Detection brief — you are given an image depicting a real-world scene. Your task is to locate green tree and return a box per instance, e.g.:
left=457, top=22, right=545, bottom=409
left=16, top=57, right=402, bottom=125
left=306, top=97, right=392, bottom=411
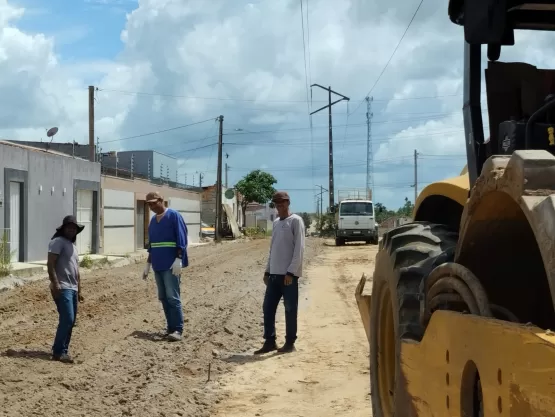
left=396, top=197, right=414, bottom=217
left=375, top=203, right=396, bottom=224
left=300, top=212, right=312, bottom=231
left=235, top=170, right=277, bottom=226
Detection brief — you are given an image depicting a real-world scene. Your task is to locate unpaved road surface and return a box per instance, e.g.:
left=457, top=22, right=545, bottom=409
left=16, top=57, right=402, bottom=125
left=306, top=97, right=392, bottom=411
left=213, top=241, right=377, bottom=417
left=0, top=239, right=321, bottom=417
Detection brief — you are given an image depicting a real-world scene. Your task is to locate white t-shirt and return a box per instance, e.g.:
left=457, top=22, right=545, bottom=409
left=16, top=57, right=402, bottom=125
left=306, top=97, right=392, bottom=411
left=265, top=214, right=305, bottom=277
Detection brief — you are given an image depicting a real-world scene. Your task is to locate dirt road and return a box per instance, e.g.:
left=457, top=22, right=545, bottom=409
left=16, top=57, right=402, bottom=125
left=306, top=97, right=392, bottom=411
left=213, top=241, right=377, bottom=417
left=0, top=239, right=321, bottom=417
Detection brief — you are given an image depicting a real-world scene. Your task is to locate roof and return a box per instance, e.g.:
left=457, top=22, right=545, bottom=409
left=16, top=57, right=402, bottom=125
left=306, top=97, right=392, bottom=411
left=0, top=139, right=89, bottom=160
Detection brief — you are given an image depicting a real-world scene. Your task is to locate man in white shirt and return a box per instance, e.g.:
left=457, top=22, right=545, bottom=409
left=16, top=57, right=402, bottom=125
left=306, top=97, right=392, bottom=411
left=255, top=191, right=305, bottom=354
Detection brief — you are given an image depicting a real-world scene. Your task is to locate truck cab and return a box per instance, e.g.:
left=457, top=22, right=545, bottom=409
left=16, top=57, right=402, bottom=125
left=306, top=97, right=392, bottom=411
left=335, top=199, right=378, bottom=246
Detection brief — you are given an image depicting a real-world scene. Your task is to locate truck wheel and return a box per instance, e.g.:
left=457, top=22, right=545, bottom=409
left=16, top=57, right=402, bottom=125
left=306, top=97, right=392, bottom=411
left=335, top=238, right=343, bottom=246
left=370, top=222, right=458, bottom=417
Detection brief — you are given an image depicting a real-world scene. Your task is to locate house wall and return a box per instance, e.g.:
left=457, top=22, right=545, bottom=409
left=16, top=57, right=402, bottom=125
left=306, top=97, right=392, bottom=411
left=0, top=142, right=100, bottom=262
left=201, top=186, right=242, bottom=227
left=102, top=151, right=179, bottom=182
left=101, top=175, right=202, bottom=251
left=102, top=189, right=135, bottom=254
left=152, top=152, right=178, bottom=182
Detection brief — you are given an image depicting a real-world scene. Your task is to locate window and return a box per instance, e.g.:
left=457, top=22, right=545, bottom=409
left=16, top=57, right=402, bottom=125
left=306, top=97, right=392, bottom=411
left=339, top=202, right=373, bottom=216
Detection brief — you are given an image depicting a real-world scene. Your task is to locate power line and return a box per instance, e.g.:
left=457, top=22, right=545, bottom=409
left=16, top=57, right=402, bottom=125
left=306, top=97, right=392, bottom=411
left=97, top=86, right=486, bottom=105
left=350, top=0, right=425, bottom=115
left=299, top=0, right=316, bottom=196
left=196, top=154, right=464, bottom=173
left=100, top=117, right=216, bottom=144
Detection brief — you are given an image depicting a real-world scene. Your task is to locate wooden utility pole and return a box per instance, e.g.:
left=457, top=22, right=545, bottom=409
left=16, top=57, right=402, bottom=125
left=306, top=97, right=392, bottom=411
left=310, top=84, right=350, bottom=213
left=414, top=149, right=418, bottom=204
left=215, top=115, right=224, bottom=242
left=88, top=86, right=95, bottom=162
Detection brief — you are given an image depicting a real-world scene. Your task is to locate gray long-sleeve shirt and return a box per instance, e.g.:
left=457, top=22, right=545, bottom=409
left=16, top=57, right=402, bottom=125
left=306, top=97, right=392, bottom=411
left=265, top=213, right=305, bottom=277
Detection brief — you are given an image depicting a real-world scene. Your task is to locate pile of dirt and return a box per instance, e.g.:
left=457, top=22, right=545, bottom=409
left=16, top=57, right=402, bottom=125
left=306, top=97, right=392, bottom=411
left=0, top=238, right=322, bottom=417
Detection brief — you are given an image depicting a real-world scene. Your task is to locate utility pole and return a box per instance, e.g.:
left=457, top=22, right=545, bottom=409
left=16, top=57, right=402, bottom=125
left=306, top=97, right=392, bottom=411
left=88, top=86, right=95, bottom=162
left=316, top=184, right=328, bottom=224
left=225, top=163, right=229, bottom=188
left=310, top=84, right=350, bottom=213
left=414, top=149, right=418, bottom=204
left=215, top=115, right=224, bottom=242
left=366, top=96, right=374, bottom=197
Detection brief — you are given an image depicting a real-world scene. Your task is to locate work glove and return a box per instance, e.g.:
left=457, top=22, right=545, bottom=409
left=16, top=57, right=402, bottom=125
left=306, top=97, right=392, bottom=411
left=142, top=263, right=151, bottom=280
left=171, top=258, right=182, bottom=277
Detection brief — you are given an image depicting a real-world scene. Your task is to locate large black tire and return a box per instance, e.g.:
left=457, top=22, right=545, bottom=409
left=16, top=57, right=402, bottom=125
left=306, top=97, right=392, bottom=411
left=369, top=222, right=458, bottom=417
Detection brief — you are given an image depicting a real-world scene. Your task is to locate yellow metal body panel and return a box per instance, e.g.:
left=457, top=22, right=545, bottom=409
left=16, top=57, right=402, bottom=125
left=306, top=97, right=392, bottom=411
left=401, top=310, right=555, bottom=417
left=413, top=173, right=470, bottom=217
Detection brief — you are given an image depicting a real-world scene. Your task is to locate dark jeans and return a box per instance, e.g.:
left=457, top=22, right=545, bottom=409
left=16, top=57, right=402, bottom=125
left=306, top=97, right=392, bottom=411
left=263, top=274, right=299, bottom=344
left=154, top=270, right=184, bottom=334
left=52, top=289, right=78, bottom=356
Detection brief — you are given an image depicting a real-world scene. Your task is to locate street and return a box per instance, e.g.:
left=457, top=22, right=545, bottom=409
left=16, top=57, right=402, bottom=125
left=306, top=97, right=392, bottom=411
left=0, top=238, right=375, bottom=417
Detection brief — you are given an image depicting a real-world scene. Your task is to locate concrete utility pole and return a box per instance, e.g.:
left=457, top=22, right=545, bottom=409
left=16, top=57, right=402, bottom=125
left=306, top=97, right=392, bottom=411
left=88, top=86, right=95, bottom=162
left=310, top=84, right=350, bottom=213
left=414, top=149, right=419, bottom=204
left=316, top=184, right=328, bottom=225
left=215, top=115, right=224, bottom=242
left=366, top=96, right=374, bottom=195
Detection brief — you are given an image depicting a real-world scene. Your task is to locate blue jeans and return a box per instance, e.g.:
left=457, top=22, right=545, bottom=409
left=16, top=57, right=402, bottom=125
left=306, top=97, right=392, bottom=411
left=263, top=274, right=299, bottom=344
left=52, top=289, right=78, bottom=356
left=154, top=270, right=184, bottom=334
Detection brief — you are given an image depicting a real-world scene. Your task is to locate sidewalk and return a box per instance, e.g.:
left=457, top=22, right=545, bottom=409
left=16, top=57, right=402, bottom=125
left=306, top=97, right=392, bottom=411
left=1, top=242, right=209, bottom=292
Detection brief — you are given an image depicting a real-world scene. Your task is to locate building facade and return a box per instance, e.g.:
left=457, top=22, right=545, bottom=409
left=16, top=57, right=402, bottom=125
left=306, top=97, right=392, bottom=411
left=101, top=176, right=201, bottom=254
left=0, top=141, right=101, bottom=262
left=101, top=150, right=178, bottom=182
left=245, top=202, right=275, bottom=231
left=201, top=185, right=243, bottom=228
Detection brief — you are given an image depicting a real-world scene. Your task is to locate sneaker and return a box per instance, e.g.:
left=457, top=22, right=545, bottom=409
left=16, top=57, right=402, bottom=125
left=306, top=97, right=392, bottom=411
left=52, top=353, right=74, bottom=364
left=167, top=331, right=182, bottom=342
left=277, top=342, right=295, bottom=353
left=254, top=341, right=278, bottom=355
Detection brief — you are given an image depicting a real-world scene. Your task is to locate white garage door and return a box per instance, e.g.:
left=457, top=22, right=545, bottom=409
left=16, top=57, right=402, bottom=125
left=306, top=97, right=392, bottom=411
left=9, top=182, right=21, bottom=262
left=76, top=189, right=93, bottom=255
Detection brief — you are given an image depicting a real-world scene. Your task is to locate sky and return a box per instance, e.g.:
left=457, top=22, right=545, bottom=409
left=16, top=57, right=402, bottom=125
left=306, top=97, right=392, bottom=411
left=2, top=0, right=555, bottom=213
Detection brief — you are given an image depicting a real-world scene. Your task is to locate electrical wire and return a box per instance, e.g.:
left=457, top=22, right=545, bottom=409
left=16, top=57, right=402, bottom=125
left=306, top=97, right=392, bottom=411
left=350, top=0, right=426, bottom=116
left=100, top=117, right=216, bottom=144
left=97, top=87, right=488, bottom=105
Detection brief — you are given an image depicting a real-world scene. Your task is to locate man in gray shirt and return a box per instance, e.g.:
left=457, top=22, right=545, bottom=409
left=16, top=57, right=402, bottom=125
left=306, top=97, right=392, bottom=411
left=47, top=215, right=84, bottom=363
left=255, top=191, right=305, bottom=355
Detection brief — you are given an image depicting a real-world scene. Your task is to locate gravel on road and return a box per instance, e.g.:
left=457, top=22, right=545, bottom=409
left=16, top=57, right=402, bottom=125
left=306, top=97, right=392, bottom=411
left=0, top=238, right=322, bottom=417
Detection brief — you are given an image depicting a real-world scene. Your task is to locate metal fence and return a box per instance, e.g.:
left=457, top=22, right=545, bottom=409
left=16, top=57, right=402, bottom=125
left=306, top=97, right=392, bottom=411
left=101, top=166, right=202, bottom=192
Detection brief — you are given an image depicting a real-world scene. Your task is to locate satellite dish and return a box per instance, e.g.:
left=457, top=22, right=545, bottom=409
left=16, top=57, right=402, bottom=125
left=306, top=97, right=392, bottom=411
left=47, top=127, right=58, bottom=137
left=224, top=189, right=235, bottom=199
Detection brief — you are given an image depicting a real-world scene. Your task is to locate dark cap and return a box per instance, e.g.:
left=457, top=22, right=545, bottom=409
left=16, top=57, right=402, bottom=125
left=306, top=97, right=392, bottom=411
left=272, top=191, right=290, bottom=202
left=56, top=215, right=84, bottom=233
left=146, top=191, right=163, bottom=203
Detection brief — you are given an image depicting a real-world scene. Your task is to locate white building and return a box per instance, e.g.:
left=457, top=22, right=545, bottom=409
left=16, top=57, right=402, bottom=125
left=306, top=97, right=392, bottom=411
left=245, top=202, right=275, bottom=231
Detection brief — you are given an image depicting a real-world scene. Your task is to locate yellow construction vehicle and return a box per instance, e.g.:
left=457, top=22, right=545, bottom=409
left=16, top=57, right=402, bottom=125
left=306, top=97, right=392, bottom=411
left=355, top=1, right=555, bottom=415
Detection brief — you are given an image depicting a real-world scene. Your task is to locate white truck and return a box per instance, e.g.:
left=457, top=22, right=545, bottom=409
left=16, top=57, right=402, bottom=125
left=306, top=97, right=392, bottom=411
left=334, top=189, right=378, bottom=246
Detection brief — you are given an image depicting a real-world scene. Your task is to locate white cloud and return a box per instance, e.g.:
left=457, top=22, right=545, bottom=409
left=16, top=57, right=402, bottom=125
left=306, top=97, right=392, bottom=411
left=1, top=0, right=555, bottom=211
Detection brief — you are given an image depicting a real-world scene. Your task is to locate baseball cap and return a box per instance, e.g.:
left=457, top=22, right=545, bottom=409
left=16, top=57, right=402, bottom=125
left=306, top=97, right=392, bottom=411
left=146, top=191, right=163, bottom=203
left=272, top=191, right=290, bottom=202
